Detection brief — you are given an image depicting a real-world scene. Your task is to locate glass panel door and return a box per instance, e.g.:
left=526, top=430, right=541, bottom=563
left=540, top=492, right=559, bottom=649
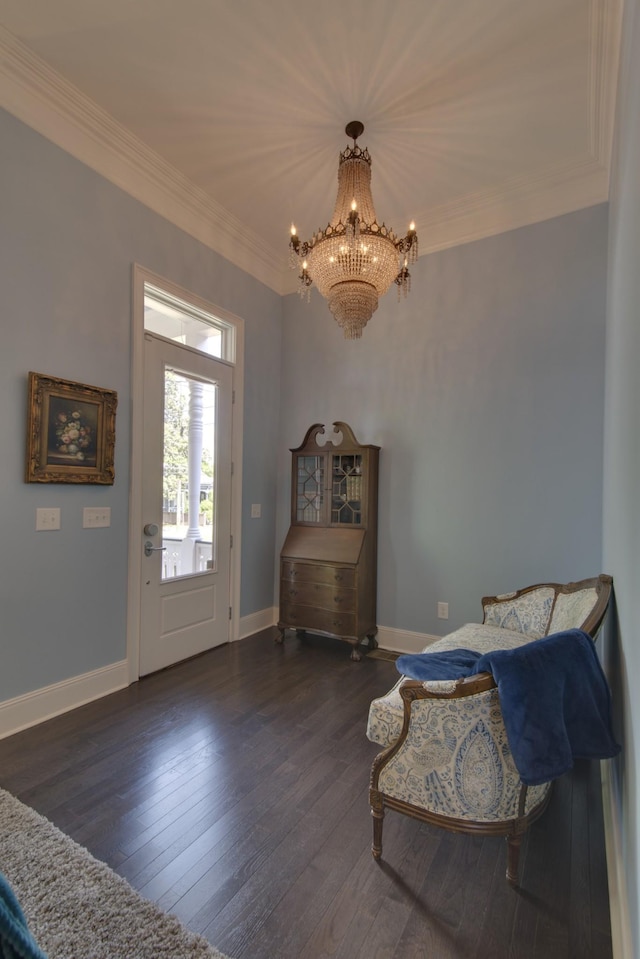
left=331, top=453, right=363, bottom=525
left=295, top=454, right=325, bottom=523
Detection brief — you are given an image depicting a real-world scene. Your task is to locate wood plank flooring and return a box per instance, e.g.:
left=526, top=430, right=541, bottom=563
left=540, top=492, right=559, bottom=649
left=0, top=629, right=613, bottom=959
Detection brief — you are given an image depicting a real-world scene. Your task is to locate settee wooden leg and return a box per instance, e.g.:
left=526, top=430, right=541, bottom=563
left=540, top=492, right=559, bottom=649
left=506, top=834, right=522, bottom=887
left=371, top=804, right=384, bottom=860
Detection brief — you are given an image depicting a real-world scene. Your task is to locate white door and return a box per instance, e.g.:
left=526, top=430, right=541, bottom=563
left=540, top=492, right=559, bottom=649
left=140, top=333, right=233, bottom=675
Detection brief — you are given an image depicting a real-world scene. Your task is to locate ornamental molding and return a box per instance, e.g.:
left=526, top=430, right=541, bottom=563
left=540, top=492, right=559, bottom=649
left=0, top=0, right=621, bottom=299
left=0, top=24, right=280, bottom=293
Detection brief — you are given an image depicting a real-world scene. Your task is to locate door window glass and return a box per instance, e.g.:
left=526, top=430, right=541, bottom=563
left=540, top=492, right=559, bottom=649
left=161, top=369, right=218, bottom=580
left=144, top=285, right=234, bottom=361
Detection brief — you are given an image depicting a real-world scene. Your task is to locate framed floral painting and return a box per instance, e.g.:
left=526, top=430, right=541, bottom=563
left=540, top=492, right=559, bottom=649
left=25, top=372, right=118, bottom=484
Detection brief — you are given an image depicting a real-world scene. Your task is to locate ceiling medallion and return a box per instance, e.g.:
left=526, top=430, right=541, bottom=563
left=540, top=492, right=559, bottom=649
left=289, top=121, right=418, bottom=339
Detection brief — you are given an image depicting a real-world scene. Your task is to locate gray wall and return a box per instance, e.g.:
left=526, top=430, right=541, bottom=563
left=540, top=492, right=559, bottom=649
left=603, top=0, right=640, bottom=950
left=0, top=109, right=282, bottom=702
left=279, top=204, right=608, bottom=637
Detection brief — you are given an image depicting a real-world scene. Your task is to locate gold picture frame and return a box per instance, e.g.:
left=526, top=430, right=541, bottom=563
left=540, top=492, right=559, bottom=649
left=26, top=372, right=118, bottom=484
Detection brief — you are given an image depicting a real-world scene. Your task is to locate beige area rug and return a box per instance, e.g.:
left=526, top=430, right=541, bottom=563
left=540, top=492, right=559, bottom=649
left=0, top=787, right=232, bottom=959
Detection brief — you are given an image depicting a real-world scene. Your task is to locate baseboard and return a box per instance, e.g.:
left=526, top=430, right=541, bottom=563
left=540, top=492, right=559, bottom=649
left=238, top=606, right=277, bottom=640
left=0, top=661, right=129, bottom=741
left=601, top=761, right=633, bottom=959
left=245, top=612, right=439, bottom=654
left=0, top=608, right=279, bottom=739
left=256, top=610, right=438, bottom=655
left=375, top=625, right=441, bottom=655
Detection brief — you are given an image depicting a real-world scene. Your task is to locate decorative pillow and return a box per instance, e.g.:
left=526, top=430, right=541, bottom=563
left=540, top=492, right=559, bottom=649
left=483, top=587, right=555, bottom=637
left=548, top=588, right=598, bottom=634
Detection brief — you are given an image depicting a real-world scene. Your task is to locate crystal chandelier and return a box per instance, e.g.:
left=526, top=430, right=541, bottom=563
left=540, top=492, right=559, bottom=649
left=289, top=121, right=418, bottom=339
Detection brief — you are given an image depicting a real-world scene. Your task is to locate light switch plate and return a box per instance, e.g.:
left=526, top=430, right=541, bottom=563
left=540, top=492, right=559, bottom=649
left=83, top=507, right=111, bottom=528
left=251, top=503, right=261, bottom=518
left=36, top=508, right=60, bottom=531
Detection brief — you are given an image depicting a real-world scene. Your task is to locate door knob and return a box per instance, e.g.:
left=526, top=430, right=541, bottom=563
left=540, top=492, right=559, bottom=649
left=143, top=523, right=159, bottom=536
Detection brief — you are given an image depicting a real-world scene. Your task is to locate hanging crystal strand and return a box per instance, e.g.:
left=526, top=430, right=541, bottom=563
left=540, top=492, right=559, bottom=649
left=298, top=259, right=312, bottom=301
left=395, top=256, right=411, bottom=301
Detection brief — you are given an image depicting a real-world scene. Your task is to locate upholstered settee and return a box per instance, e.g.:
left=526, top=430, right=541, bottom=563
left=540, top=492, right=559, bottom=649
left=367, top=575, right=613, bottom=886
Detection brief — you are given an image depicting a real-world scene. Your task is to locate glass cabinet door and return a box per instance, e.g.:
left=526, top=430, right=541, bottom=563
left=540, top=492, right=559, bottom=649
left=331, top=453, right=363, bottom=525
left=295, top=454, right=325, bottom=523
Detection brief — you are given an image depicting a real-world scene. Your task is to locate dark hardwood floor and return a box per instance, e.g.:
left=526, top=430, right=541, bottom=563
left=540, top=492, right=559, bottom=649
left=0, top=629, right=612, bottom=959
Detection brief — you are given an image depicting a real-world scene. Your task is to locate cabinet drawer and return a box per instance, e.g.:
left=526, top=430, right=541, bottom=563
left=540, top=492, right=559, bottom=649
left=281, top=561, right=355, bottom=588
left=280, top=580, right=356, bottom=611
left=279, top=603, right=356, bottom=637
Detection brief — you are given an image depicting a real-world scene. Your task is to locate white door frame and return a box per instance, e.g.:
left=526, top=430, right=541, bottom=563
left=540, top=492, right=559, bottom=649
left=127, top=263, right=244, bottom=683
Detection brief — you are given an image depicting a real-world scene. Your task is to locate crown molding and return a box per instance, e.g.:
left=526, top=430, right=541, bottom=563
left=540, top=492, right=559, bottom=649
left=413, top=0, right=620, bottom=252
left=0, top=24, right=285, bottom=294
left=280, top=154, right=610, bottom=294
left=1, top=0, right=621, bottom=300
left=588, top=0, right=623, bottom=165
left=420, top=155, right=609, bottom=253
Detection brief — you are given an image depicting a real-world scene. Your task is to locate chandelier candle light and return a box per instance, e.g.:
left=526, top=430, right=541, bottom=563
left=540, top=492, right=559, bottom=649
left=289, top=121, right=418, bottom=339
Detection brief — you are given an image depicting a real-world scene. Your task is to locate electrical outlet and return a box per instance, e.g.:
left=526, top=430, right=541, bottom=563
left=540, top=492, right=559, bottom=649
left=437, top=601, right=449, bottom=619
left=83, top=507, right=111, bottom=528
left=251, top=503, right=261, bottom=518
left=36, top=508, right=60, bottom=531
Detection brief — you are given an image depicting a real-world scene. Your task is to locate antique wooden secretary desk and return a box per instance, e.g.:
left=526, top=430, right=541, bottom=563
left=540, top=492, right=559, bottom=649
left=276, top=422, right=379, bottom=660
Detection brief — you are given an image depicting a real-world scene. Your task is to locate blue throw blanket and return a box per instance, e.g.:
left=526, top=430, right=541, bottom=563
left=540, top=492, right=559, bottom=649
left=396, top=647, right=481, bottom=680
left=0, top=872, right=48, bottom=959
left=396, top=629, right=620, bottom=786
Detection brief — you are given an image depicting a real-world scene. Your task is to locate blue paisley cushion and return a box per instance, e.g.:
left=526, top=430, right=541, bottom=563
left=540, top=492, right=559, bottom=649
left=376, top=690, right=551, bottom=821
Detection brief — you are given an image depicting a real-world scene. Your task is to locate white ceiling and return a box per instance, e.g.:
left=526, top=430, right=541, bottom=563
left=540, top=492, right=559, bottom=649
left=0, top=0, right=622, bottom=293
